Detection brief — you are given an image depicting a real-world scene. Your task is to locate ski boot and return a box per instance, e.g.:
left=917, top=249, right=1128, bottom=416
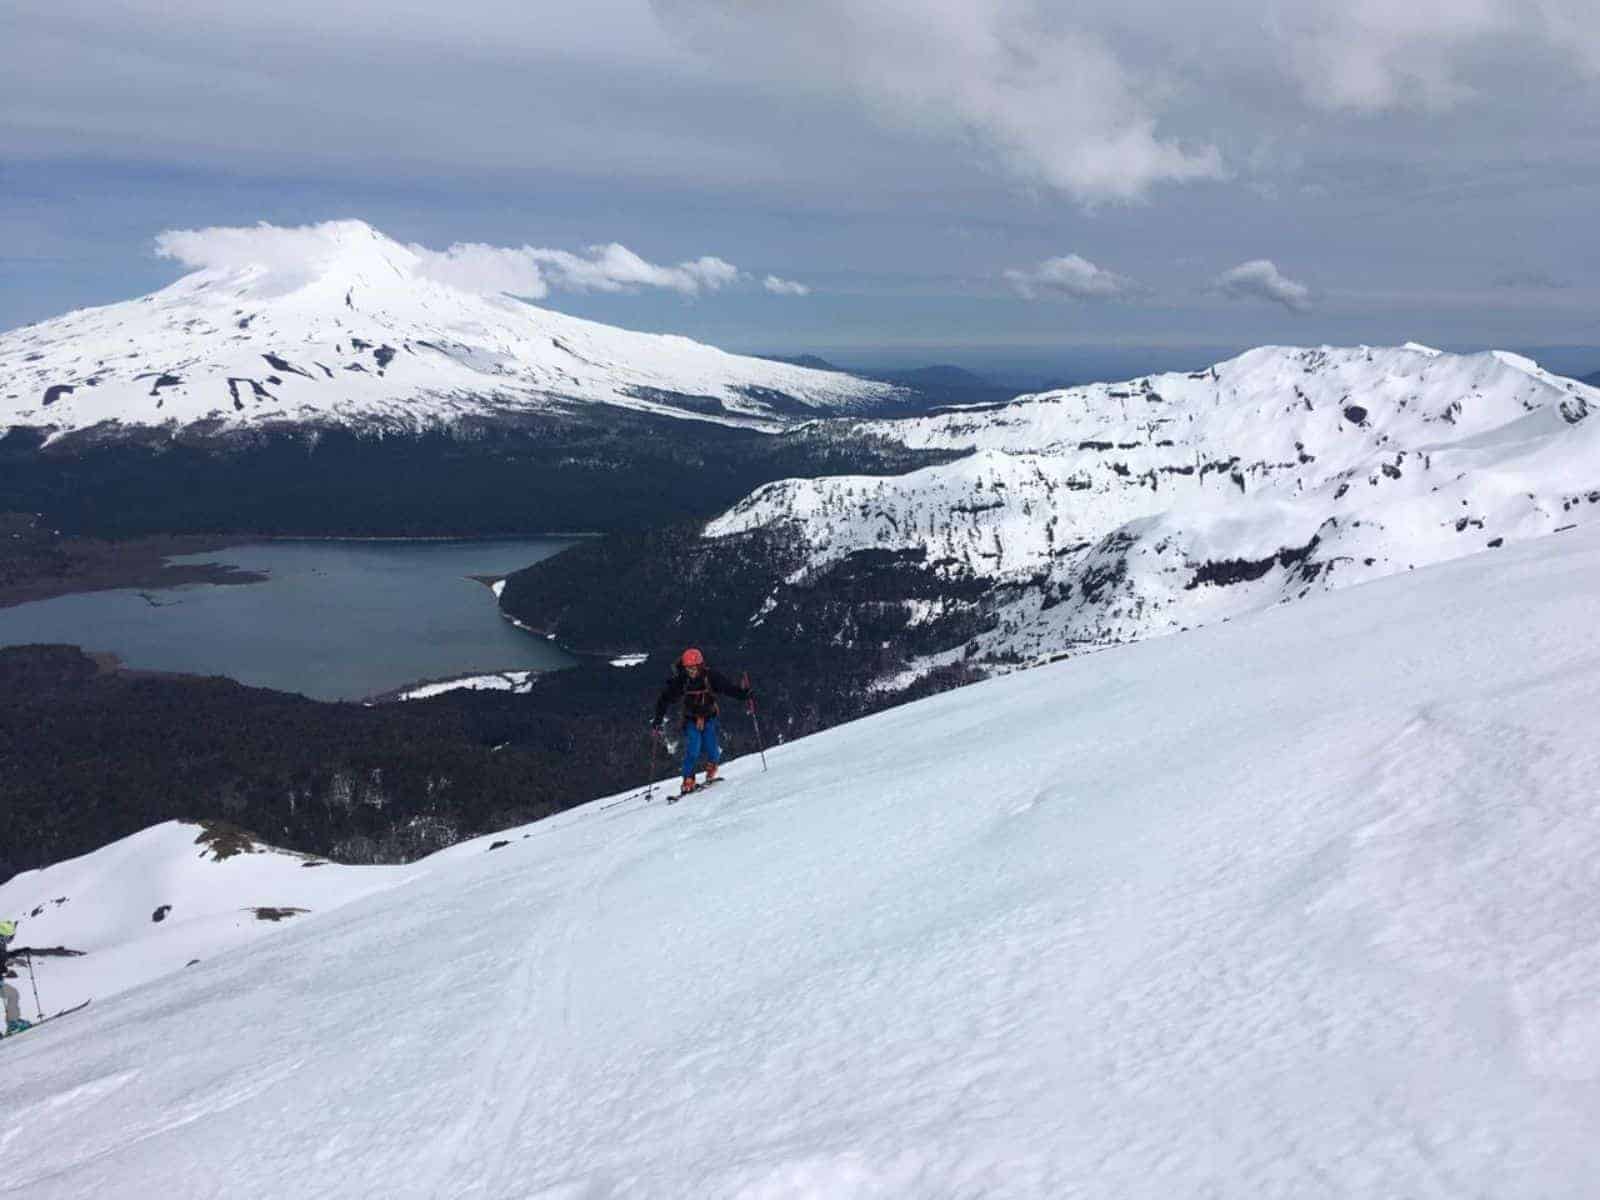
left=704, top=761, right=719, bottom=784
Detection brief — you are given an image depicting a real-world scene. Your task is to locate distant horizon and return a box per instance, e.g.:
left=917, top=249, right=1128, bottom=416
left=733, top=341, right=1600, bottom=390
left=5, top=239, right=1596, bottom=393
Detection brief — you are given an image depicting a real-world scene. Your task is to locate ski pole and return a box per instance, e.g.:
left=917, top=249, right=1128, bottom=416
left=600, top=728, right=663, bottom=812
left=645, top=724, right=662, bottom=802
left=742, top=673, right=769, bottom=772
left=24, top=951, right=43, bottom=1022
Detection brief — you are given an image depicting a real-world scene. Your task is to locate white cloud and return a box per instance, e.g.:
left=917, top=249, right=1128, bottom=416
left=1004, top=254, right=1144, bottom=301
left=154, top=221, right=376, bottom=286
left=525, top=243, right=740, bottom=295
left=1278, top=0, right=1508, bottom=113
left=1275, top=0, right=1600, bottom=114
left=1212, top=259, right=1313, bottom=312
left=763, top=275, right=811, bottom=296
left=409, top=241, right=551, bottom=298
left=652, top=0, right=1222, bottom=204
left=154, top=220, right=747, bottom=298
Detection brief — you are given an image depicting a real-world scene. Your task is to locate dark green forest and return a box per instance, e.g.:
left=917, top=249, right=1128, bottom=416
left=0, top=636, right=979, bottom=884
left=1, top=411, right=948, bottom=538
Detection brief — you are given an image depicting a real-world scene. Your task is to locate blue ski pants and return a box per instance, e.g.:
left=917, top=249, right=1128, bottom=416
left=681, top=717, right=722, bottom=777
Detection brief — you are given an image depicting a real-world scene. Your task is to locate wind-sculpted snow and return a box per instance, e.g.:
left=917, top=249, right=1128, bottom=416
left=0, top=221, right=902, bottom=444
left=710, top=344, right=1600, bottom=671
left=3, top=530, right=1600, bottom=1196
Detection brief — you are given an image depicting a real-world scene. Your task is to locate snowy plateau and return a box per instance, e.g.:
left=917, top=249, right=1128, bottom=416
left=705, top=343, right=1600, bottom=675
left=0, top=221, right=902, bottom=444
left=3, top=525, right=1599, bottom=1197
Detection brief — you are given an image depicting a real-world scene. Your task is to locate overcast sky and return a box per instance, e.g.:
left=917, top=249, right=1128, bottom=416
left=5, top=0, right=1599, bottom=379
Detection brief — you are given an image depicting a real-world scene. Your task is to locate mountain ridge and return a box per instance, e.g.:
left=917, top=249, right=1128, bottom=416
left=503, top=342, right=1600, bottom=681
left=0, top=220, right=909, bottom=447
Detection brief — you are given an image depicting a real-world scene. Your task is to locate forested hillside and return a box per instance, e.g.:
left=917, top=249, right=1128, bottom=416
left=0, top=642, right=973, bottom=883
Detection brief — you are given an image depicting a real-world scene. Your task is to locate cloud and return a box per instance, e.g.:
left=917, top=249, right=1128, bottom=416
left=763, top=275, right=811, bottom=296
left=16, top=1, right=1600, bottom=222
left=1004, top=254, right=1144, bottom=301
left=518, top=243, right=740, bottom=295
left=408, top=241, right=551, bottom=298
left=1279, top=0, right=1600, bottom=114
left=1211, top=259, right=1313, bottom=312
left=154, top=222, right=374, bottom=286
left=154, top=220, right=749, bottom=298
left=651, top=0, right=1222, bottom=203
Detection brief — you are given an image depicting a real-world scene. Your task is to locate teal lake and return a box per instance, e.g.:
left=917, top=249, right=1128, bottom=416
left=0, top=539, right=579, bottom=700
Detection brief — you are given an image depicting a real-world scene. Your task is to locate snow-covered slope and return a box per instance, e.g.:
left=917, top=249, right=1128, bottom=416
left=0, top=823, right=418, bottom=1011
left=709, top=344, right=1600, bottom=669
left=0, top=221, right=902, bottom=443
left=4, top=526, right=1600, bottom=1197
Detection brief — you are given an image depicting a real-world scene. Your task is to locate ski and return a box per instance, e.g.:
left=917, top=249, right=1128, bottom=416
left=2, top=999, right=90, bottom=1042
left=666, top=777, right=726, bottom=805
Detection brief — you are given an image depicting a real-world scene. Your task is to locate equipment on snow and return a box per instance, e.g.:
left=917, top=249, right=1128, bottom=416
left=645, top=721, right=663, bottom=803
left=1, top=999, right=90, bottom=1043
left=23, top=946, right=45, bottom=1021
left=742, top=672, right=769, bottom=773
left=666, top=776, right=725, bottom=805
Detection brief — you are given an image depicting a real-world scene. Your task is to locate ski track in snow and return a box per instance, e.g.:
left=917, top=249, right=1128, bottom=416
left=3, top=530, right=1600, bottom=1195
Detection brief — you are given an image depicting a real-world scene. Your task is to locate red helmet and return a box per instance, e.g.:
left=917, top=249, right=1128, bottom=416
left=680, top=647, right=705, bottom=668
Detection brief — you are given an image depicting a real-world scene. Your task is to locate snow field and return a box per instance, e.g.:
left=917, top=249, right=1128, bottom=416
left=712, top=344, right=1600, bottom=669
left=396, top=670, right=540, bottom=700
left=0, top=825, right=416, bottom=1014
left=2, top=527, right=1599, bottom=1196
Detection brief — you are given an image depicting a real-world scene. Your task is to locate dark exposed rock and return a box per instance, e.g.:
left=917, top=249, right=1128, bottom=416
left=251, top=907, right=309, bottom=922
left=1186, top=535, right=1321, bottom=590
left=262, top=353, right=314, bottom=379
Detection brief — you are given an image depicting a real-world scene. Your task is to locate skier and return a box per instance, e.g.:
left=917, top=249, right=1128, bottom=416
left=0, top=919, right=28, bottom=1037
left=651, top=647, right=752, bottom=797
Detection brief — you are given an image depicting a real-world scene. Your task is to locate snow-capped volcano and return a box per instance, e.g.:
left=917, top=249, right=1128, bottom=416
left=0, top=221, right=903, bottom=443
left=705, top=343, right=1600, bottom=672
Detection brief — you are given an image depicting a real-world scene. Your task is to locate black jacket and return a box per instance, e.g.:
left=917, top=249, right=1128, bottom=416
left=654, top=665, right=749, bottom=726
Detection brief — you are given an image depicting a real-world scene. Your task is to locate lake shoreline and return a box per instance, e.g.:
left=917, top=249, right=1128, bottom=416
left=0, top=535, right=581, bottom=700
left=0, top=526, right=270, bottom=611
left=257, top=533, right=602, bottom=543
left=0, top=521, right=596, bottom=610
